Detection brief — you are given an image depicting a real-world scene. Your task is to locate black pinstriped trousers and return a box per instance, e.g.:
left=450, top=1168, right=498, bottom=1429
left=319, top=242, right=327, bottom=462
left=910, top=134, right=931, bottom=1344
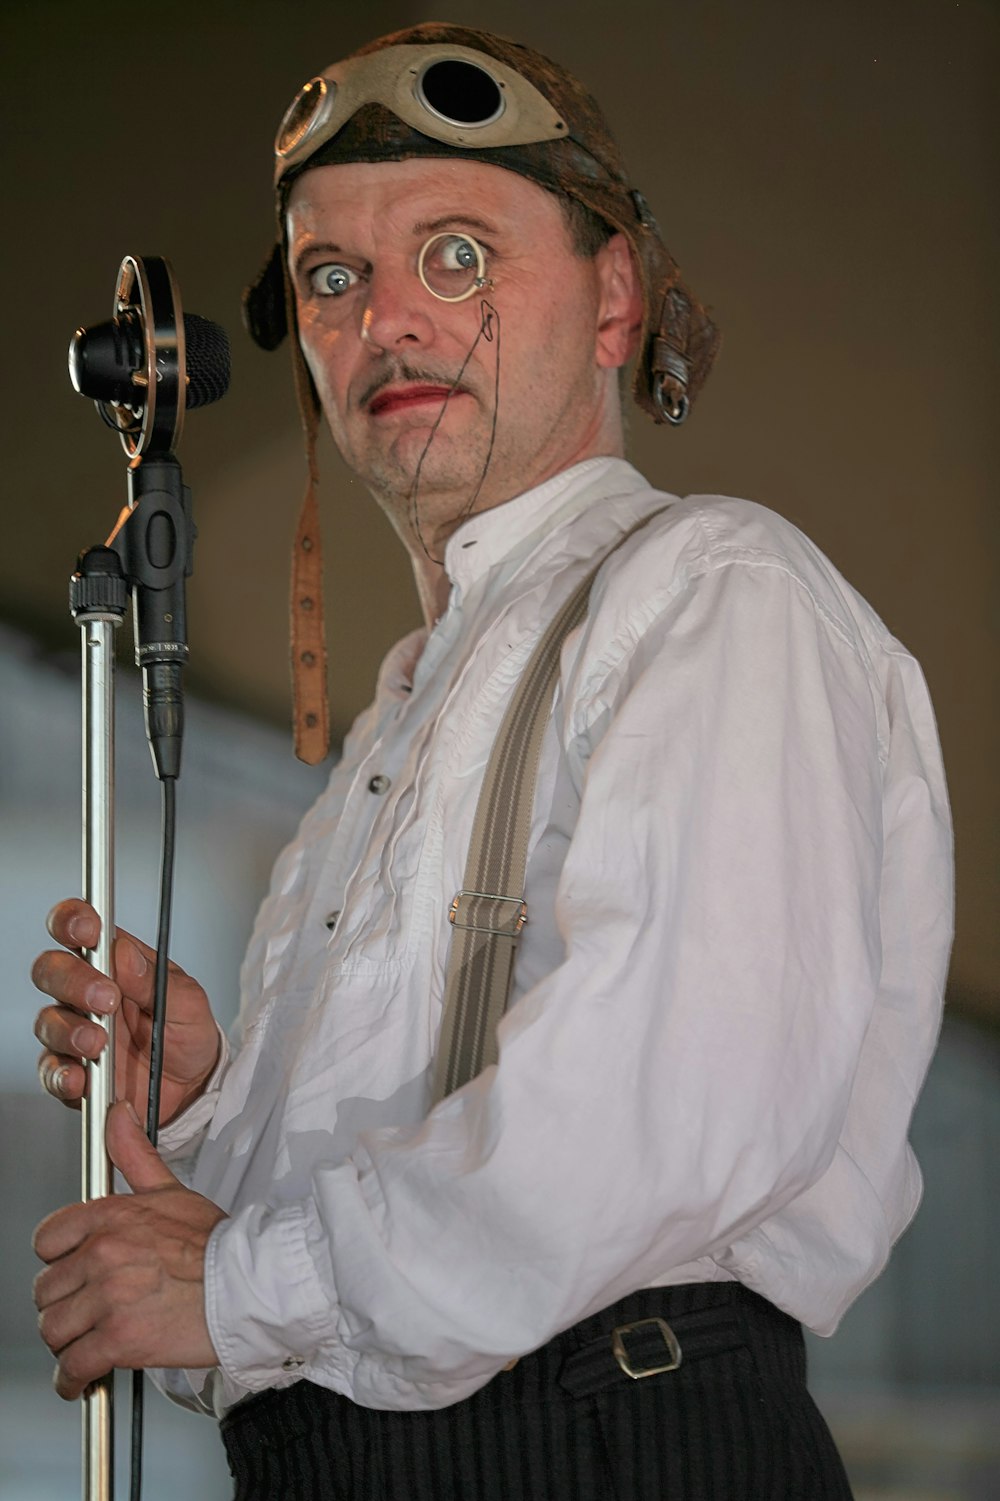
left=221, top=1284, right=854, bottom=1500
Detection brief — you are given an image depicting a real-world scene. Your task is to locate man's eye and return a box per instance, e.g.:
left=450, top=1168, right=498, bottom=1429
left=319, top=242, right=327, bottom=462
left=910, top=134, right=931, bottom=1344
left=309, top=263, right=360, bottom=297
left=438, top=236, right=479, bottom=271
left=418, top=232, right=489, bottom=300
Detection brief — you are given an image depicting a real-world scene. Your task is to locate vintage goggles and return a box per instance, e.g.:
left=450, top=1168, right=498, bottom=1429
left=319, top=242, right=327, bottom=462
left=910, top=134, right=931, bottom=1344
left=275, top=42, right=569, bottom=184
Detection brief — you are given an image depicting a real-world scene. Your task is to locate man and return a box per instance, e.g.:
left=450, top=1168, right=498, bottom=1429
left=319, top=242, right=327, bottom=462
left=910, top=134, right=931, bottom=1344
left=31, top=23, right=952, bottom=1501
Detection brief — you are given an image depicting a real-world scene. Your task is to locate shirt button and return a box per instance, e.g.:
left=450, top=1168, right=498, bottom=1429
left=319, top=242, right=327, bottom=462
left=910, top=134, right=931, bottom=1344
left=368, top=774, right=391, bottom=794
left=281, top=1356, right=304, bottom=1371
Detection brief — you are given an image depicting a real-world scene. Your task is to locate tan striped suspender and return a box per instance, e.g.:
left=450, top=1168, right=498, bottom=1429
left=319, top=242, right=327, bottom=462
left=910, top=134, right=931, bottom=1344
left=432, top=512, right=661, bottom=1105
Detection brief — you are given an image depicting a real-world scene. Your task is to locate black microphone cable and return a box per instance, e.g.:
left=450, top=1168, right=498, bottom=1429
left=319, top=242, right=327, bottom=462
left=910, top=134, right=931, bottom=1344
left=130, top=771, right=178, bottom=1501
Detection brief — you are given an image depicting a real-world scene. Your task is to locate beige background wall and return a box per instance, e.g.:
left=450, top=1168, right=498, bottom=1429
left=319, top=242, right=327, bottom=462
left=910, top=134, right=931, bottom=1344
left=1, top=0, right=996, bottom=1022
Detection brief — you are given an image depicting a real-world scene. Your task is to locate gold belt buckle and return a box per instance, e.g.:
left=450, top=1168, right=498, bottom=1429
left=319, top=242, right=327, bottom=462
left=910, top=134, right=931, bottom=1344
left=611, top=1317, right=682, bottom=1378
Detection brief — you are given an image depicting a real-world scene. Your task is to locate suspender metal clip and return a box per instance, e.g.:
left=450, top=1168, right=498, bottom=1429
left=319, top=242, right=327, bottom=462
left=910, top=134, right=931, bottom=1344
left=448, top=891, right=528, bottom=935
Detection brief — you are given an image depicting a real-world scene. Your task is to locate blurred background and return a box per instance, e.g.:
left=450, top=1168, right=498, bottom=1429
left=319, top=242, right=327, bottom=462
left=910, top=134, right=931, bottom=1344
left=1, top=1, right=996, bottom=1496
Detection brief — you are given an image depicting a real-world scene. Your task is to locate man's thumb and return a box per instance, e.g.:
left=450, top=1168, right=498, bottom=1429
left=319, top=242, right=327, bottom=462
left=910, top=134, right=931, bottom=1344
left=106, top=1101, right=179, bottom=1193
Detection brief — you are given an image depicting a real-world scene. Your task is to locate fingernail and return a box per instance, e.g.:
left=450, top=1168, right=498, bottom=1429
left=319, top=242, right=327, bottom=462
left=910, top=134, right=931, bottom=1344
left=128, top=944, right=148, bottom=976
left=66, top=918, right=88, bottom=944
left=71, top=1025, right=97, bottom=1057
left=87, top=982, right=116, bottom=1014
left=124, top=1102, right=141, bottom=1126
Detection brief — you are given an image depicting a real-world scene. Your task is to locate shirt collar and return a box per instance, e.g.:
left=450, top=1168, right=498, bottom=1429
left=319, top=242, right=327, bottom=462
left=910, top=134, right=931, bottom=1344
left=441, top=457, right=649, bottom=597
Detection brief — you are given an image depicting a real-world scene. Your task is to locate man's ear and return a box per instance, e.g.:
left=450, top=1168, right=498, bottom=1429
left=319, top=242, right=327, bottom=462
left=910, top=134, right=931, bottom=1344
left=594, top=233, right=643, bottom=370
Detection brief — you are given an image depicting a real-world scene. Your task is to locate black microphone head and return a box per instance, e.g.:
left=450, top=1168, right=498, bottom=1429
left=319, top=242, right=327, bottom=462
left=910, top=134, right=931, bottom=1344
left=68, top=309, right=145, bottom=405
left=183, top=313, right=231, bottom=408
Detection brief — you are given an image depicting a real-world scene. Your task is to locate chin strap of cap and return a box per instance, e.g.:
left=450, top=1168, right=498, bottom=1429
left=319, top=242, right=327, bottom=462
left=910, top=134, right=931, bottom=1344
left=291, top=465, right=329, bottom=764
left=289, top=308, right=330, bottom=764
left=245, top=246, right=331, bottom=763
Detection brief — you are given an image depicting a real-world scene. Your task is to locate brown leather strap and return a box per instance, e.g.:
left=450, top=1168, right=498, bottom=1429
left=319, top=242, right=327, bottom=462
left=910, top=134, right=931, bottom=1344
left=288, top=305, right=330, bottom=764
left=290, top=479, right=329, bottom=764
left=650, top=286, right=695, bottom=418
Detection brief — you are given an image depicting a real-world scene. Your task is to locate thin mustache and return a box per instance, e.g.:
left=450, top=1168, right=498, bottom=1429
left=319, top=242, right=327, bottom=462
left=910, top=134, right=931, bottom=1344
left=358, top=362, right=470, bottom=410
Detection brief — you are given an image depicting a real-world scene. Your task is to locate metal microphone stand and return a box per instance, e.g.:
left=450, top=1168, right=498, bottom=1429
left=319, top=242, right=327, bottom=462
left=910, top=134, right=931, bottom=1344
left=68, top=448, right=194, bottom=1496
left=71, top=548, right=129, bottom=1501
left=65, top=253, right=226, bottom=1501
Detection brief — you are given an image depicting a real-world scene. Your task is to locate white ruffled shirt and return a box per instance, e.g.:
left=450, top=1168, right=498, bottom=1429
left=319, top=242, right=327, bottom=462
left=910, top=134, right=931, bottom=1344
left=157, top=457, right=952, bottom=1417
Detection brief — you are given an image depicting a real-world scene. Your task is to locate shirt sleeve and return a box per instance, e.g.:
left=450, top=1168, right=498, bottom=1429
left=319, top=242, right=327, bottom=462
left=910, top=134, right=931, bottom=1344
left=206, top=545, right=944, bottom=1409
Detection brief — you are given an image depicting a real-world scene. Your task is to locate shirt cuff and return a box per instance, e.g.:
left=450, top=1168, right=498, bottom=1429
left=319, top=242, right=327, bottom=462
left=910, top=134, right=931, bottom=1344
left=204, top=1198, right=339, bottom=1392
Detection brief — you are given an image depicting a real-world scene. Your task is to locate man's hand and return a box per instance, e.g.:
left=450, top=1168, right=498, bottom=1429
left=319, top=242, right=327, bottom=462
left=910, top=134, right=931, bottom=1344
left=32, top=898, right=220, bottom=1126
left=33, top=1101, right=226, bottom=1400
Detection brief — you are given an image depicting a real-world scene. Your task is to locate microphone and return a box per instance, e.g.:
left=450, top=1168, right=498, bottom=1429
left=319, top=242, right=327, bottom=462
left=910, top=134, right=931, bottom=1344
left=67, top=254, right=230, bottom=460
left=68, top=255, right=231, bottom=779
left=70, top=310, right=230, bottom=410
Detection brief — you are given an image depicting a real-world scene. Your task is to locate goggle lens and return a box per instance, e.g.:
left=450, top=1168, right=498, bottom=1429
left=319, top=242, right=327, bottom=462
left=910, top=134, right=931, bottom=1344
left=415, top=59, right=505, bottom=128
left=277, top=77, right=336, bottom=158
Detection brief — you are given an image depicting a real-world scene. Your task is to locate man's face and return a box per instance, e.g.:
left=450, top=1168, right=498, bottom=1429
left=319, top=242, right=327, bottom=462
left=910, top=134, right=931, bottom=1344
left=286, top=157, right=637, bottom=550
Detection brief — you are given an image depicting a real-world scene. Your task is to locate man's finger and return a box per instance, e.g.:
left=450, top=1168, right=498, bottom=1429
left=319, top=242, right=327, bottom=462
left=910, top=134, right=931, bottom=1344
left=43, top=901, right=178, bottom=1008
left=31, top=950, right=118, bottom=1017
left=110, top=935, right=153, bottom=1008
left=37, top=1050, right=86, bottom=1107
left=106, top=1101, right=181, bottom=1195
left=52, top=1330, right=114, bottom=1403
left=111, top=933, right=190, bottom=1019
left=46, top=898, right=100, bottom=951
left=35, top=1005, right=110, bottom=1060
left=33, top=1200, right=92, bottom=1264
left=34, top=1242, right=88, bottom=1315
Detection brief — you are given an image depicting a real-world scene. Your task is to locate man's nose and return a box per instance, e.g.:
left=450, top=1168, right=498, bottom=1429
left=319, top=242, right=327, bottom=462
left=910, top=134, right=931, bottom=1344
left=361, top=268, right=435, bottom=351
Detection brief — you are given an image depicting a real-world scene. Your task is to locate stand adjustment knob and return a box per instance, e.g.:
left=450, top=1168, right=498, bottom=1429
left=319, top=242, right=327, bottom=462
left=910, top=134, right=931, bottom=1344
left=70, top=546, right=129, bottom=620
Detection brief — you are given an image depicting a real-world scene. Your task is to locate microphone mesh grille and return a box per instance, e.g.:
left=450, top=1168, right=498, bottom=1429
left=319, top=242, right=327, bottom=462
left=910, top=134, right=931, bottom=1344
left=183, top=314, right=232, bottom=408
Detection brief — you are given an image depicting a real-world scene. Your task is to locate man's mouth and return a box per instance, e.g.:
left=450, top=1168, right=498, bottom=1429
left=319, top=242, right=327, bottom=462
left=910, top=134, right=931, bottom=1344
left=367, top=383, right=464, bottom=417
